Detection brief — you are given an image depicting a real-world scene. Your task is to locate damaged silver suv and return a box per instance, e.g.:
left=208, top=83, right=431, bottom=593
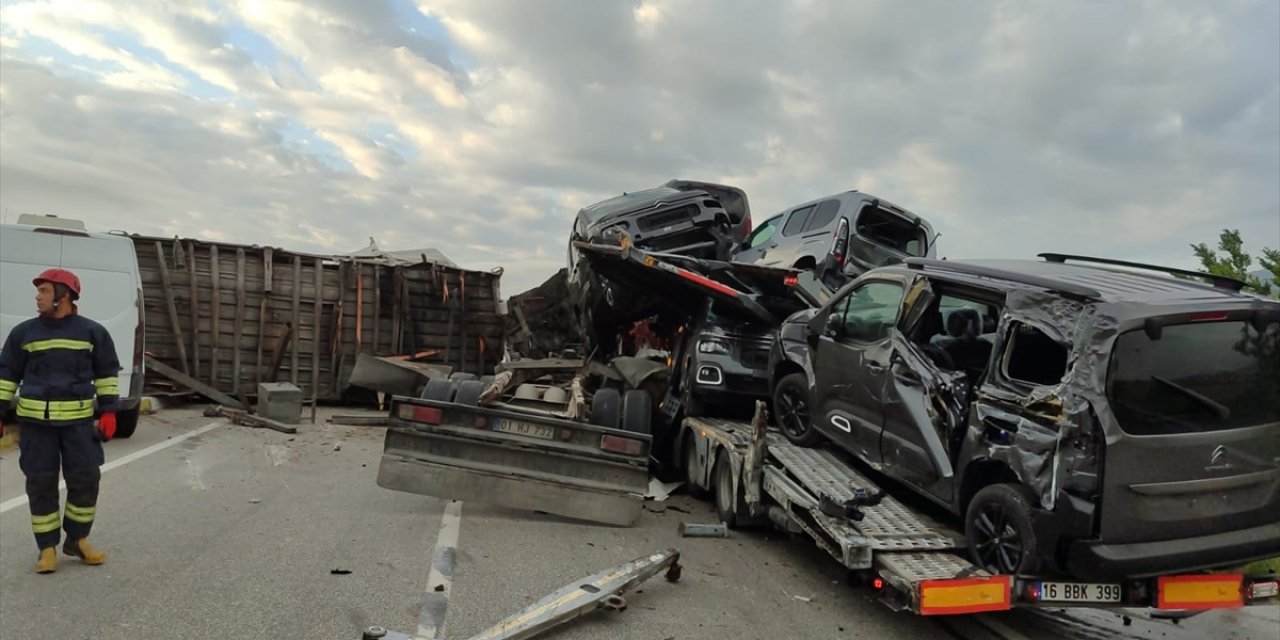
left=770, top=254, right=1280, bottom=580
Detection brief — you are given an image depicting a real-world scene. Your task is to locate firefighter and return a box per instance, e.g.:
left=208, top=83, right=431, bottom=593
left=0, top=268, right=121, bottom=574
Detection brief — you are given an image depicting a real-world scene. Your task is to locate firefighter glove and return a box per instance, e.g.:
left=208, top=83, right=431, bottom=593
left=98, top=411, right=116, bottom=441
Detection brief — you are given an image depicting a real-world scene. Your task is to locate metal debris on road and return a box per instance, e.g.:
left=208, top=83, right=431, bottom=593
left=679, top=522, right=729, bottom=538
left=361, top=548, right=683, bottom=640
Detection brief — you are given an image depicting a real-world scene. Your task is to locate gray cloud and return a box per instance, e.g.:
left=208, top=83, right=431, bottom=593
left=1, top=0, right=1276, bottom=297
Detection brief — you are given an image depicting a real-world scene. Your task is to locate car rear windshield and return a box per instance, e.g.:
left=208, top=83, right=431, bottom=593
left=856, top=207, right=928, bottom=257
left=1108, top=320, right=1280, bottom=435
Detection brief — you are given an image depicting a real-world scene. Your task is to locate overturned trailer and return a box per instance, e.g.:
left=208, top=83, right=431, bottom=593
left=132, top=236, right=504, bottom=403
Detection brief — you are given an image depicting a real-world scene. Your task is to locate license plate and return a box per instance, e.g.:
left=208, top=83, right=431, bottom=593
left=492, top=418, right=556, bottom=440
left=1036, top=581, right=1122, bottom=603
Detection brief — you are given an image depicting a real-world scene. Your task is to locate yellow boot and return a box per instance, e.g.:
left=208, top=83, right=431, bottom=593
left=63, top=538, right=106, bottom=565
left=35, top=548, right=58, bottom=574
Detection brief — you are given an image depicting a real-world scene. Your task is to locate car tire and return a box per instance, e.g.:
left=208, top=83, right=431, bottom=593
left=449, top=372, right=478, bottom=384
left=683, top=433, right=710, bottom=500
left=114, top=407, right=140, bottom=439
left=773, top=373, right=820, bottom=446
left=964, top=484, right=1041, bottom=576
left=621, top=390, right=652, bottom=435
left=421, top=379, right=457, bottom=402
left=714, top=451, right=746, bottom=528
left=453, top=380, right=486, bottom=407
left=478, top=375, right=495, bottom=389
left=590, top=388, right=622, bottom=429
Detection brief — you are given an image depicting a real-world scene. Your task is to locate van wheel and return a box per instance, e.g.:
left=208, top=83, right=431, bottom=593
left=621, top=390, right=652, bottom=435
left=714, top=452, right=747, bottom=528
left=683, top=433, right=709, bottom=500
left=590, top=389, right=621, bottom=429
left=773, top=373, right=820, bottom=446
left=114, top=407, right=140, bottom=439
left=965, top=484, right=1041, bottom=576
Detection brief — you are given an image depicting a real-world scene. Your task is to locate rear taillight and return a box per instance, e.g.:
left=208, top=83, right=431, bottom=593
left=829, top=218, right=849, bottom=267
left=398, top=404, right=443, bottom=425
left=600, top=435, right=645, bottom=456
left=1190, top=312, right=1230, bottom=322
left=783, top=275, right=799, bottom=286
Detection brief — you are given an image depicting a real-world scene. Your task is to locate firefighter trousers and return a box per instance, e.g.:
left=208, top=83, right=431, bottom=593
left=17, top=421, right=104, bottom=549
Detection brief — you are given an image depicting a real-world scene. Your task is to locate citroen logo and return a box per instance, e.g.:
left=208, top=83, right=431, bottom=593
left=1210, top=445, right=1227, bottom=466
left=1205, top=445, right=1234, bottom=473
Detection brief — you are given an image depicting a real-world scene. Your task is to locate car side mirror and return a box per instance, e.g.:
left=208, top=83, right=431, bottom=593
left=823, top=313, right=844, bottom=339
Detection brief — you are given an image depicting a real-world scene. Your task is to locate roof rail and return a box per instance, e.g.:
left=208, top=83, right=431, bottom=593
left=904, top=258, right=1102, bottom=301
left=1038, top=253, right=1247, bottom=292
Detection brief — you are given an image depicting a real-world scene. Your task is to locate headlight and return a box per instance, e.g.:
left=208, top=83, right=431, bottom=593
left=698, top=339, right=730, bottom=355
left=600, top=224, right=627, bottom=240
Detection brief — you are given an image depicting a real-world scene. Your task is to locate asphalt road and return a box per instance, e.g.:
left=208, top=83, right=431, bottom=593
left=1, top=408, right=1275, bottom=640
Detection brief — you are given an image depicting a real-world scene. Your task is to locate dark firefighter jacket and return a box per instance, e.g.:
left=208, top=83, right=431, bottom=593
left=0, top=314, right=120, bottom=425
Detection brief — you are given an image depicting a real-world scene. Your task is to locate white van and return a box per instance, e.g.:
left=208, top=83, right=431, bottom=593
left=0, top=214, right=145, bottom=437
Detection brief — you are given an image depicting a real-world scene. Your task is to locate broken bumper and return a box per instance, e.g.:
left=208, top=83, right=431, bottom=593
left=1066, top=521, right=1280, bottom=581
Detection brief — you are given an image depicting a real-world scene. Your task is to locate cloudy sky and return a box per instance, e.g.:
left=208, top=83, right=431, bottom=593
left=1, top=0, right=1277, bottom=295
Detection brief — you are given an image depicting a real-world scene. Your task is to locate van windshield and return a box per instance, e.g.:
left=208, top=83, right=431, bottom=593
left=1108, top=320, right=1280, bottom=435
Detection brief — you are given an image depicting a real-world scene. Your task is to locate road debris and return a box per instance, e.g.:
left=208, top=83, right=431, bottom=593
left=678, top=522, right=729, bottom=538
left=361, top=548, right=682, bottom=640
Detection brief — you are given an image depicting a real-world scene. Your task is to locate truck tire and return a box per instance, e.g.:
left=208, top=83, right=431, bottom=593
left=683, top=433, right=709, bottom=500
left=590, top=388, right=621, bottom=429
left=714, top=452, right=746, bottom=528
left=621, top=390, right=652, bottom=435
left=421, top=379, right=457, bottom=402
left=773, top=373, right=821, bottom=446
left=114, top=407, right=140, bottom=439
left=453, top=380, right=486, bottom=407
left=964, top=484, right=1041, bottom=576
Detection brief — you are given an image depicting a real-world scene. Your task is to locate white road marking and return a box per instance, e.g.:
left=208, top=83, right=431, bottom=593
left=0, top=419, right=225, bottom=514
left=418, top=499, right=463, bottom=640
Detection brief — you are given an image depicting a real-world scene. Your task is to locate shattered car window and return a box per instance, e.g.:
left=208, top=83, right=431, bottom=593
left=1108, top=320, right=1280, bottom=435
left=1004, top=323, right=1068, bottom=386
left=856, top=207, right=927, bottom=257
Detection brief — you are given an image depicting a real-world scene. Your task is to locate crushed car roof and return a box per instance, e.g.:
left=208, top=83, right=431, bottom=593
left=883, top=257, right=1270, bottom=305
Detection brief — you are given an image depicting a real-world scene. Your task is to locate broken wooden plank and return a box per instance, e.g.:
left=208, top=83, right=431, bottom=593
left=267, top=323, right=293, bottom=383
left=327, top=414, right=388, bottom=427
left=233, top=248, right=246, bottom=396
left=256, top=298, right=268, bottom=392
left=355, top=262, right=364, bottom=353
left=210, top=244, right=221, bottom=388
left=154, top=241, right=190, bottom=374
left=188, top=240, right=201, bottom=381
left=460, top=272, right=469, bottom=374
left=212, top=406, right=297, bottom=434
left=373, top=265, right=381, bottom=356
left=145, top=355, right=243, bottom=409
left=332, top=261, right=346, bottom=392
left=291, top=254, right=301, bottom=385
left=312, top=257, right=322, bottom=407
left=390, top=266, right=402, bottom=356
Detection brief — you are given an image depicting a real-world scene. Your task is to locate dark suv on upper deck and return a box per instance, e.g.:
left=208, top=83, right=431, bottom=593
left=769, top=254, right=1280, bottom=581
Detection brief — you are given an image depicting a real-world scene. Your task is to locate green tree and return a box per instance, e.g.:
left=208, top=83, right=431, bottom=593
left=1190, top=229, right=1279, bottom=297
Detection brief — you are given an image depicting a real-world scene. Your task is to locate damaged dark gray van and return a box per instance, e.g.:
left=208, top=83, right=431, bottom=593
left=770, top=253, right=1280, bottom=581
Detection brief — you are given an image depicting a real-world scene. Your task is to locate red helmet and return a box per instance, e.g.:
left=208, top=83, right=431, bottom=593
left=33, top=268, right=81, bottom=299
